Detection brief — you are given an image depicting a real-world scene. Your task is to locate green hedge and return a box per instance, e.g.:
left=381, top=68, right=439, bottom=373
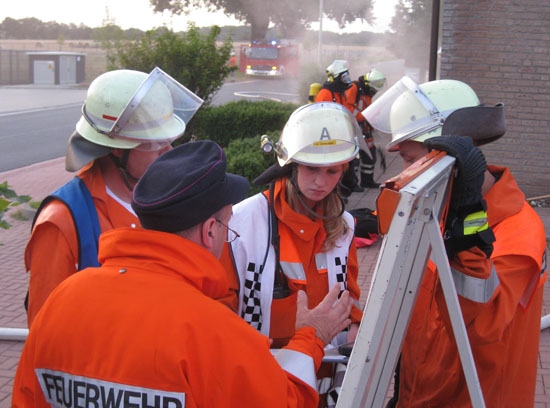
left=190, top=100, right=298, bottom=148
left=225, top=132, right=280, bottom=196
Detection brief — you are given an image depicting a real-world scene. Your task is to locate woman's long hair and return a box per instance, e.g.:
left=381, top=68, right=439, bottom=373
left=285, top=163, right=350, bottom=251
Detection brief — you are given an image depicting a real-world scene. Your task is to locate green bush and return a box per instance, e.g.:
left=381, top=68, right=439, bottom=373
left=191, top=100, right=298, bottom=147
left=106, top=25, right=233, bottom=107
left=225, top=132, right=279, bottom=196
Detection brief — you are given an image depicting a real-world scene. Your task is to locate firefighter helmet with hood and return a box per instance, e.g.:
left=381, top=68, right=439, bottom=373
left=66, top=67, right=203, bottom=171
left=326, top=60, right=351, bottom=86
left=362, top=76, right=506, bottom=151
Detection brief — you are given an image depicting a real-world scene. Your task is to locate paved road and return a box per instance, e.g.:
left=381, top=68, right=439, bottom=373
left=0, top=104, right=81, bottom=171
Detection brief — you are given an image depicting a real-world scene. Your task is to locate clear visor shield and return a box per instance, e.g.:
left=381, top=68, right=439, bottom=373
left=83, top=67, right=203, bottom=149
left=362, top=76, right=446, bottom=146
left=369, top=78, right=386, bottom=91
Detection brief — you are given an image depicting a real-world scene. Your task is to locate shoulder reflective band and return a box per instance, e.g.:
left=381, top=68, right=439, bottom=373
left=35, top=369, right=185, bottom=407
left=273, top=349, right=318, bottom=391
left=451, top=264, right=499, bottom=303
left=463, top=210, right=489, bottom=235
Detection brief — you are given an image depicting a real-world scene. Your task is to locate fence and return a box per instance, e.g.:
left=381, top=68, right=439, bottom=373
left=0, top=50, right=29, bottom=85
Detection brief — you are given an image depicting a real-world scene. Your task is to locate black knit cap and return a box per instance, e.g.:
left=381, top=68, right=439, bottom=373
left=131, top=140, right=250, bottom=232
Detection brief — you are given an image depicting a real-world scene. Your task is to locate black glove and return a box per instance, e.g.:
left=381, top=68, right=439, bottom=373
left=424, top=135, right=486, bottom=209
left=424, top=135, right=495, bottom=258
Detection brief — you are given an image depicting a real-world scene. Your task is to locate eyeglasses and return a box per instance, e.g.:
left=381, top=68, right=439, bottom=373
left=215, top=219, right=240, bottom=243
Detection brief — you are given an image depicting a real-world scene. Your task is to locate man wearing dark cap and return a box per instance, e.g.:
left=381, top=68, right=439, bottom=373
left=12, top=140, right=354, bottom=408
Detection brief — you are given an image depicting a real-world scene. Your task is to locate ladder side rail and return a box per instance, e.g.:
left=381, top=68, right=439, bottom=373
left=426, top=215, right=486, bottom=408
left=339, top=193, right=418, bottom=407
left=369, top=164, right=454, bottom=407
left=337, top=156, right=455, bottom=408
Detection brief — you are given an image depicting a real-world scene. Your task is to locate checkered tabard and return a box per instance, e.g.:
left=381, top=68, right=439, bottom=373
left=334, top=256, right=348, bottom=290
left=241, top=262, right=263, bottom=331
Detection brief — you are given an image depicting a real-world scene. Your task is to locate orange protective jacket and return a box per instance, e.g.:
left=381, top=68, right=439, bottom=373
left=220, top=179, right=361, bottom=346
left=398, top=165, right=547, bottom=407
left=13, top=228, right=325, bottom=407
left=316, top=87, right=349, bottom=108
left=345, top=81, right=372, bottom=122
left=24, top=161, right=139, bottom=327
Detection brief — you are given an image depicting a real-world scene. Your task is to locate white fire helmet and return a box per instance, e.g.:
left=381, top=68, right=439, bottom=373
left=275, top=102, right=360, bottom=167
left=362, top=76, right=480, bottom=151
left=76, top=67, right=203, bottom=151
left=365, top=68, right=386, bottom=91
left=326, top=60, right=349, bottom=80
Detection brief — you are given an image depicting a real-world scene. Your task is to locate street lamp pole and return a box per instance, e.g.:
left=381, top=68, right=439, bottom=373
left=318, top=0, right=324, bottom=65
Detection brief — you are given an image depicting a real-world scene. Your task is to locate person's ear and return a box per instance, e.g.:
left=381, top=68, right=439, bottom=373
left=200, top=217, right=217, bottom=249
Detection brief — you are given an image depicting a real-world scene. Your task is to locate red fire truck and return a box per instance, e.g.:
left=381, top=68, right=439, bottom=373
left=239, top=40, right=299, bottom=77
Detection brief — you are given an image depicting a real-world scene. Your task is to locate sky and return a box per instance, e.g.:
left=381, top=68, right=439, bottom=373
left=0, top=0, right=399, bottom=34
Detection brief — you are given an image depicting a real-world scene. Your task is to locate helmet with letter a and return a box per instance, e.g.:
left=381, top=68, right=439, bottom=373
left=275, top=102, right=361, bottom=167
left=361, top=76, right=506, bottom=152
left=66, top=67, right=203, bottom=171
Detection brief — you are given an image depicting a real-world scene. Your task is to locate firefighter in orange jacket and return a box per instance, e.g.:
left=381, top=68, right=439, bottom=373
left=12, top=140, right=354, bottom=408
left=364, top=77, right=547, bottom=407
left=346, top=69, right=386, bottom=188
left=316, top=60, right=361, bottom=194
left=219, top=102, right=362, bottom=404
left=24, top=68, right=203, bottom=327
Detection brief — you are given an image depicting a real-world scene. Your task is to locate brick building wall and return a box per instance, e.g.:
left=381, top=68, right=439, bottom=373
left=439, top=0, right=550, bottom=198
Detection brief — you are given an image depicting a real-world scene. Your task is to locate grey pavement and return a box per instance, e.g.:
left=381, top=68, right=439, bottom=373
left=0, top=84, right=87, bottom=115
left=0, top=87, right=549, bottom=406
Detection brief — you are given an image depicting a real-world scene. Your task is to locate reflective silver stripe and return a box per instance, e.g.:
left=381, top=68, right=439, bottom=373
left=315, top=253, right=328, bottom=271
left=352, top=298, right=362, bottom=310
left=281, top=261, right=307, bottom=281
left=542, top=248, right=547, bottom=274
left=451, top=263, right=499, bottom=303
left=274, top=349, right=318, bottom=391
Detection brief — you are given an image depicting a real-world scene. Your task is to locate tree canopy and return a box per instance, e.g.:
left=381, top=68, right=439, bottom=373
left=106, top=25, right=233, bottom=107
left=149, top=0, right=375, bottom=41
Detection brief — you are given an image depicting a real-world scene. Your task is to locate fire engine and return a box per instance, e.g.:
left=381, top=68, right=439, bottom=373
left=239, top=40, right=299, bottom=77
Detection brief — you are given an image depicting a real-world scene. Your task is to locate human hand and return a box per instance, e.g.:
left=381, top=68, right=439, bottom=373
left=424, top=135, right=495, bottom=258
left=424, top=135, right=486, bottom=209
left=295, top=285, right=353, bottom=346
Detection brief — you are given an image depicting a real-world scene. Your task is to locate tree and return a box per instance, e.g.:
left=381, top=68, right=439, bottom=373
left=149, top=0, right=374, bottom=42
left=106, top=24, right=233, bottom=106
left=56, top=34, right=65, bottom=50
left=390, top=0, right=432, bottom=77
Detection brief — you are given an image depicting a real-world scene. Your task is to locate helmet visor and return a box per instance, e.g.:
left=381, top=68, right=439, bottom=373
left=85, top=67, right=204, bottom=145
left=369, top=78, right=386, bottom=90
left=362, top=76, right=446, bottom=146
